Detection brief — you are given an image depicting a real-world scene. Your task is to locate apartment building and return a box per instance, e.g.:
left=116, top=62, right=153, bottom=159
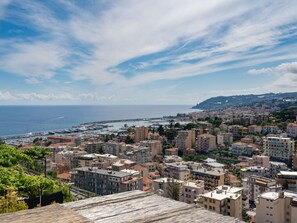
left=175, top=130, right=195, bottom=150
left=55, top=150, right=84, bottom=169
left=217, top=132, right=233, bottom=146
left=164, top=162, right=190, bottom=181
left=269, top=161, right=288, bottom=178
left=153, top=177, right=184, bottom=199
left=240, top=166, right=268, bottom=178
left=248, top=125, right=262, bottom=134
left=248, top=155, right=270, bottom=168
left=165, top=147, right=178, bottom=156
left=84, top=141, right=104, bottom=154
left=196, top=133, right=217, bottom=153
left=180, top=180, right=204, bottom=204
left=103, top=141, right=126, bottom=156
left=264, top=136, right=295, bottom=164
left=48, top=135, right=80, bottom=145
left=277, top=171, right=297, bottom=192
left=140, top=140, right=162, bottom=157
left=246, top=175, right=282, bottom=204
left=72, top=167, right=143, bottom=195
left=256, top=191, right=297, bottom=223
left=120, top=146, right=152, bottom=164
left=135, top=126, right=149, bottom=143
left=287, top=123, right=297, bottom=138
left=262, top=125, right=279, bottom=134
left=230, top=142, right=257, bottom=156
left=200, top=185, right=243, bottom=219
left=191, top=167, right=225, bottom=190
left=228, top=125, right=244, bottom=137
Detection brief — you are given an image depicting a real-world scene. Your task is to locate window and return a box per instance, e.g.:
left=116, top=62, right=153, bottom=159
left=204, top=205, right=207, bottom=208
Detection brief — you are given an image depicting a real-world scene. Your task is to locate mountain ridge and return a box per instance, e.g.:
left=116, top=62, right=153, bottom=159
left=192, top=92, right=297, bottom=110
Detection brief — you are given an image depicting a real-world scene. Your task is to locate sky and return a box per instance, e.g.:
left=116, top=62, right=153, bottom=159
left=0, top=0, right=297, bottom=105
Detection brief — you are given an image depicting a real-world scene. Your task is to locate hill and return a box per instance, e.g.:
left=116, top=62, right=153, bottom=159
left=192, top=92, right=297, bottom=110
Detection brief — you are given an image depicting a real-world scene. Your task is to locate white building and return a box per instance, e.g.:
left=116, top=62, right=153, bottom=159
left=269, top=161, right=288, bottom=178
left=246, top=175, right=282, bottom=204
left=200, top=185, right=243, bottom=219
left=180, top=180, right=204, bottom=204
left=287, top=123, right=297, bottom=138
left=264, top=136, right=295, bottom=164
left=256, top=191, right=297, bottom=223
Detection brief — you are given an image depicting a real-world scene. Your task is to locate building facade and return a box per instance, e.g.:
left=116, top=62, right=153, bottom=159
left=72, top=167, right=143, bottom=195
left=256, top=191, right=297, bottom=223
left=135, top=126, right=149, bottom=143
left=196, top=134, right=217, bottom=153
left=175, top=130, right=196, bottom=150
left=200, top=185, right=243, bottom=219
left=264, top=136, right=295, bottom=165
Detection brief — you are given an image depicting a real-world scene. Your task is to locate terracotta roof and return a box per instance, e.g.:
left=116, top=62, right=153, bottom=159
left=57, top=172, right=72, bottom=180
left=143, top=178, right=153, bottom=184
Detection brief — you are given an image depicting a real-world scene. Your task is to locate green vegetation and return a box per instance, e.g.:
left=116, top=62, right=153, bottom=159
left=157, top=125, right=165, bottom=136
left=0, top=144, right=72, bottom=213
left=125, top=135, right=135, bottom=144
left=205, top=117, right=223, bottom=127
left=183, top=154, right=208, bottom=162
left=165, top=128, right=178, bottom=143
left=183, top=123, right=196, bottom=130
left=0, top=145, right=32, bottom=167
left=23, top=147, right=50, bottom=177
left=167, top=178, right=180, bottom=201
left=0, top=188, right=28, bottom=214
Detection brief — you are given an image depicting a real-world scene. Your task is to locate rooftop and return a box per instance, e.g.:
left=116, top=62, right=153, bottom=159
left=202, top=186, right=242, bottom=201
left=278, top=171, right=297, bottom=176
left=192, top=168, right=225, bottom=176
left=0, top=191, right=243, bottom=223
left=75, top=167, right=132, bottom=177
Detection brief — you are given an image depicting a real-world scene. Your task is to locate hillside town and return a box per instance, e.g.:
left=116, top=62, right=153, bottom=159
left=2, top=104, right=297, bottom=222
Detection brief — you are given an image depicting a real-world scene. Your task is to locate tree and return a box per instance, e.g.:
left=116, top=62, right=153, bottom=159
left=23, top=147, right=50, bottom=177
left=174, top=122, right=181, bottom=128
left=0, top=144, right=32, bottom=167
left=0, top=188, right=28, bottom=214
left=165, top=129, right=177, bottom=143
left=167, top=178, right=180, bottom=201
left=169, top=120, right=174, bottom=129
left=183, top=123, right=196, bottom=130
left=0, top=138, right=5, bottom=145
left=157, top=125, right=165, bottom=136
left=125, top=136, right=135, bottom=144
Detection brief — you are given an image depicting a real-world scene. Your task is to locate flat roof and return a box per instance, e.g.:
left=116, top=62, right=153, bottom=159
left=192, top=168, right=225, bottom=176
left=279, top=171, right=297, bottom=176
left=75, top=167, right=132, bottom=177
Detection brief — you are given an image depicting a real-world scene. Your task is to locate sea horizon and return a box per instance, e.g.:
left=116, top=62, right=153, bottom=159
left=0, top=105, right=195, bottom=137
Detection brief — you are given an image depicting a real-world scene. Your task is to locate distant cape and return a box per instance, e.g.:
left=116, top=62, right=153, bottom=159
left=192, top=92, right=297, bottom=110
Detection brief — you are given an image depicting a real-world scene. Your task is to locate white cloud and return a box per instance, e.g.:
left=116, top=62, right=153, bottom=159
left=0, top=91, right=17, bottom=100
left=61, top=0, right=297, bottom=87
left=248, top=62, right=297, bottom=75
left=248, top=61, right=297, bottom=91
left=0, top=91, right=76, bottom=102
left=0, top=42, right=67, bottom=81
left=1, top=0, right=297, bottom=104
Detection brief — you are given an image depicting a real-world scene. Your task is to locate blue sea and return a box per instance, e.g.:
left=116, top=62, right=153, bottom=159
left=0, top=105, right=193, bottom=136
